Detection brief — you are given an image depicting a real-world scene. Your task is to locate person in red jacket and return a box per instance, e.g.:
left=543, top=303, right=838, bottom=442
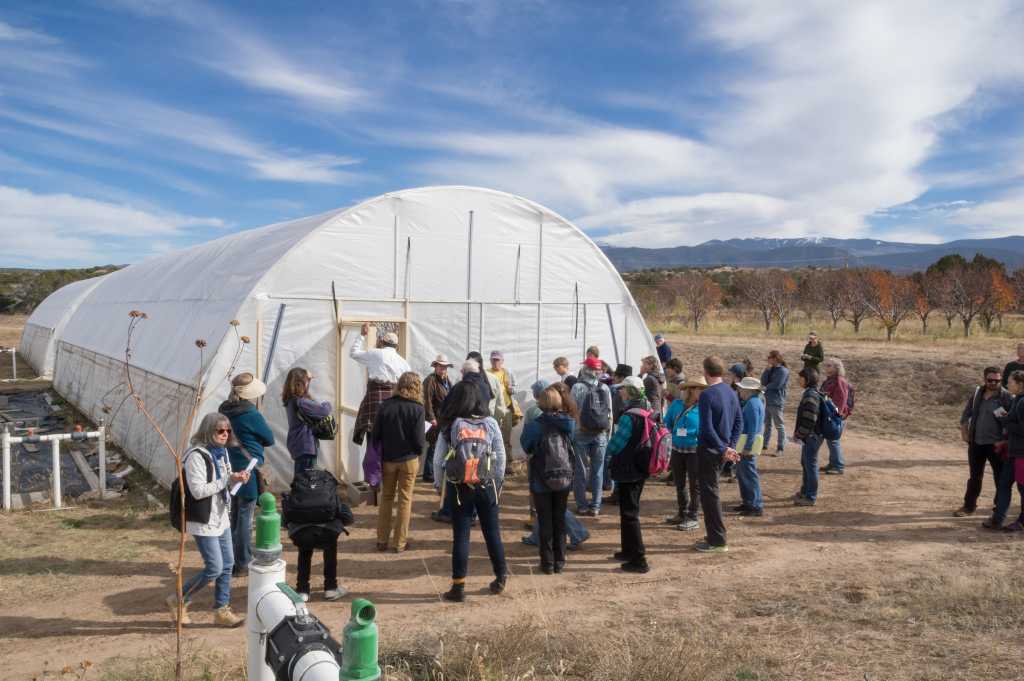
left=820, top=357, right=851, bottom=475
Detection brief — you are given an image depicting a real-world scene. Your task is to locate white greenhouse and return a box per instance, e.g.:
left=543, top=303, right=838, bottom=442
left=20, top=186, right=655, bottom=488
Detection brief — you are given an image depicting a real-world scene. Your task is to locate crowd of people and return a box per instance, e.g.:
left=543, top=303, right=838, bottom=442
left=166, top=327, right=1024, bottom=619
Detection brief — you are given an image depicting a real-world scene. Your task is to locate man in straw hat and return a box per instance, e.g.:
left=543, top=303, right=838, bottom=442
left=663, top=375, right=707, bottom=531
left=735, top=376, right=766, bottom=517
left=351, top=323, right=412, bottom=447
left=218, top=372, right=275, bottom=575
left=422, top=354, right=454, bottom=483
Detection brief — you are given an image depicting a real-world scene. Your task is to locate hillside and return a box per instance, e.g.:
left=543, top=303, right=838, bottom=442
left=0, top=266, right=120, bottom=314
left=601, top=235, right=1024, bottom=272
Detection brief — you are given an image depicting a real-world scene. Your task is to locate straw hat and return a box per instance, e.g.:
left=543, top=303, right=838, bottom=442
left=431, top=354, right=454, bottom=367
left=231, top=372, right=266, bottom=400
left=620, top=376, right=645, bottom=392
left=680, top=376, right=708, bottom=390
left=737, top=377, right=764, bottom=392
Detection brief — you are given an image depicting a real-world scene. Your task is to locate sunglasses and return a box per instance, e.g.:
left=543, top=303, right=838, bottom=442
left=986, top=379, right=1001, bottom=384
left=216, top=428, right=232, bottom=434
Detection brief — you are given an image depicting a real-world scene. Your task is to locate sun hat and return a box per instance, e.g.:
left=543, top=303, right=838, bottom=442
left=620, top=376, right=645, bottom=392
left=680, top=376, right=708, bottom=390
left=582, top=357, right=602, bottom=370
left=231, top=372, right=266, bottom=400
left=431, top=354, right=454, bottom=367
left=490, top=350, right=504, bottom=360
left=382, top=331, right=400, bottom=347
left=738, top=377, right=764, bottom=391
left=729, top=363, right=747, bottom=380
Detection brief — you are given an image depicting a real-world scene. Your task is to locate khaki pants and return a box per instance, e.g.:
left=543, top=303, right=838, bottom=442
left=498, top=411, right=517, bottom=458
left=377, top=458, right=419, bottom=549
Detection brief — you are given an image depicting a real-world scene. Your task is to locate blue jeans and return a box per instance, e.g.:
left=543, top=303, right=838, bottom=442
left=449, top=482, right=506, bottom=580
left=736, top=455, right=763, bottom=511
left=827, top=438, right=844, bottom=471
left=763, top=403, right=786, bottom=452
left=800, top=435, right=824, bottom=501
left=181, top=528, right=234, bottom=609
left=293, top=455, right=316, bottom=477
left=524, top=509, right=590, bottom=546
left=230, top=497, right=256, bottom=574
left=572, top=432, right=607, bottom=512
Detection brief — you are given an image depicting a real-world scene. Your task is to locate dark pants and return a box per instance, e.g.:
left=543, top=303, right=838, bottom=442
left=422, top=442, right=435, bottom=482
left=698, top=445, right=727, bottom=547
left=533, top=490, right=569, bottom=569
left=964, top=443, right=1003, bottom=512
left=293, top=455, right=317, bottom=478
left=449, top=482, right=507, bottom=580
left=617, top=480, right=646, bottom=561
left=670, top=448, right=700, bottom=520
left=992, top=456, right=1024, bottom=523
left=292, top=526, right=338, bottom=593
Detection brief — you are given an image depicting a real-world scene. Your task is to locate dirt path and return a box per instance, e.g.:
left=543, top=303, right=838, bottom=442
left=2, top=428, right=1023, bottom=680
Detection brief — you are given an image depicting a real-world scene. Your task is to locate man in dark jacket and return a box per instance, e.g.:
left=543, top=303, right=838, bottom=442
left=955, top=366, right=1013, bottom=517
left=422, top=355, right=454, bottom=482
left=1002, top=343, right=1024, bottom=388
left=694, top=356, right=742, bottom=554
left=655, top=334, right=672, bottom=364
left=801, top=332, right=824, bottom=371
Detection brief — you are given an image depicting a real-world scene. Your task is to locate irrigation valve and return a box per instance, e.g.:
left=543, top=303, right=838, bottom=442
left=264, top=583, right=342, bottom=681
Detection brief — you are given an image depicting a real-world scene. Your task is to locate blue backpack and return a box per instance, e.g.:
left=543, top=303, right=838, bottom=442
left=817, top=394, right=844, bottom=440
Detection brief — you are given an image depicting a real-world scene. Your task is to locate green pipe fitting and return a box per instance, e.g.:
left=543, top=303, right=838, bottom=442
left=254, top=492, right=282, bottom=554
left=341, top=598, right=381, bottom=681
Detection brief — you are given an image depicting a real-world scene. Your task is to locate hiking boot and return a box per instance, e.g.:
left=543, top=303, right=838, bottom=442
left=664, top=514, right=685, bottom=525
left=213, top=605, right=244, bottom=628
left=952, top=507, right=975, bottom=518
left=621, top=559, right=650, bottom=574
left=612, top=551, right=631, bottom=561
left=166, top=594, right=191, bottom=625
left=442, top=583, right=465, bottom=603
left=489, top=575, right=508, bottom=595
left=825, top=468, right=844, bottom=475
left=982, top=516, right=1004, bottom=530
left=324, top=587, right=347, bottom=601
left=739, top=507, right=764, bottom=517
left=794, top=497, right=816, bottom=507
left=694, top=541, right=728, bottom=554
left=676, top=519, right=700, bottom=531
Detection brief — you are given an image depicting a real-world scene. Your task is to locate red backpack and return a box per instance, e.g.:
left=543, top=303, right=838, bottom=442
left=628, top=408, right=672, bottom=476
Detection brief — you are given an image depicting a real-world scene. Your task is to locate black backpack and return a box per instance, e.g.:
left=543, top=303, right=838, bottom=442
left=536, top=423, right=574, bottom=492
left=578, top=382, right=611, bottom=431
left=609, top=413, right=652, bottom=483
left=283, top=468, right=338, bottom=524
left=169, top=448, right=213, bottom=531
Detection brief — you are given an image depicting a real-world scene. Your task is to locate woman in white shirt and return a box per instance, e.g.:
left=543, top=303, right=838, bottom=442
left=166, top=413, right=249, bottom=627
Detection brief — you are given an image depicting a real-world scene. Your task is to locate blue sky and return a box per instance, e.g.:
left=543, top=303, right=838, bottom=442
left=1, top=1, right=1023, bottom=267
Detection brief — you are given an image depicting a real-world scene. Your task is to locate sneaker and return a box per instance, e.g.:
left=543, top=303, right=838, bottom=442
left=324, top=587, right=347, bottom=601
left=794, top=497, right=816, bottom=507
left=621, top=560, right=650, bottom=573
left=392, top=541, right=411, bottom=553
left=820, top=465, right=834, bottom=473
left=489, top=575, right=507, bottom=595
left=612, top=551, right=631, bottom=561
left=694, top=541, right=728, bottom=554
left=298, top=591, right=310, bottom=602
left=166, top=594, right=191, bottom=625
left=676, top=519, right=700, bottom=531
left=1002, top=521, right=1024, bottom=532
left=952, top=507, right=975, bottom=518
left=739, top=507, right=764, bottom=517
left=664, top=514, right=685, bottom=525
left=585, top=508, right=600, bottom=518
left=442, top=583, right=465, bottom=603
left=521, top=535, right=538, bottom=546
left=213, top=605, right=244, bottom=628
left=825, top=468, right=844, bottom=475
left=982, top=517, right=1004, bottom=530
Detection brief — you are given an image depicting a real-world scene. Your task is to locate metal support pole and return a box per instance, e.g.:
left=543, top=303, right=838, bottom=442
left=2, top=426, right=10, bottom=511
left=98, top=420, right=106, bottom=498
left=10, top=349, right=15, bottom=381
left=51, top=439, right=61, bottom=509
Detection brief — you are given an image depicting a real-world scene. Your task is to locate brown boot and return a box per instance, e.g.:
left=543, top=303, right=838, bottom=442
left=213, top=605, right=244, bottom=628
left=166, top=594, right=191, bottom=625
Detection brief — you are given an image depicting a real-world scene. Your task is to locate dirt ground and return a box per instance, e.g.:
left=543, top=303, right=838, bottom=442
left=2, top=321, right=1024, bottom=680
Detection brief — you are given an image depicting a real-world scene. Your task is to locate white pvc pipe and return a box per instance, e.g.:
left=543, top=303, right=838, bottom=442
left=248, top=559, right=287, bottom=681
left=291, top=650, right=340, bottom=681
left=6, top=431, right=102, bottom=444
left=51, top=439, right=61, bottom=509
left=2, top=428, right=10, bottom=511
left=97, top=423, right=106, bottom=498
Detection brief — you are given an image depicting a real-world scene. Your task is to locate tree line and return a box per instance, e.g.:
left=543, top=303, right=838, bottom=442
left=0, top=266, right=121, bottom=315
left=626, top=253, right=1024, bottom=339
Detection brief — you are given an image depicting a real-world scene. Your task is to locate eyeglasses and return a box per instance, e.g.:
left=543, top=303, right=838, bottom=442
left=985, top=378, right=1001, bottom=384
left=216, top=428, right=232, bottom=434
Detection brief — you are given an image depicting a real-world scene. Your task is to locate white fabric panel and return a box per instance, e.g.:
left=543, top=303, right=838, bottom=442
left=538, top=303, right=587, bottom=382
left=19, top=276, right=105, bottom=376
left=540, top=216, right=624, bottom=304
left=482, top=303, right=540, bottom=410
left=61, top=213, right=331, bottom=384
left=396, top=194, right=471, bottom=302
left=409, top=302, right=469, bottom=374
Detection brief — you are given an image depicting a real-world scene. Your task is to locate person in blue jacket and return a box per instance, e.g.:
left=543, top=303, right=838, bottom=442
left=735, top=377, right=766, bottom=517
left=218, top=372, right=275, bottom=576
left=760, top=350, right=790, bottom=456
left=663, top=377, right=706, bottom=531
left=281, top=367, right=333, bottom=476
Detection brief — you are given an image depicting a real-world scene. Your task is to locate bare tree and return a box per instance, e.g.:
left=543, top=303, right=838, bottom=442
left=671, top=271, right=723, bottom=333
left=979, top=269, right=1016, bottom=332
left=910, top=271, right=940, bottom=334
left=797, top=271, right=824, bottom=324
left=767, top=271, right=800, bottom=336
left=840, top=270, right=872, bottom=333
left=860, top=270, right=915, bottom=341
left=734, top=270, right=773, bottom=333
left=818, top=271, right=846, bottom=329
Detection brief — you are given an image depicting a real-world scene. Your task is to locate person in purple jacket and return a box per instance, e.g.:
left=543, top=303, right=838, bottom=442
left=281, top=368, right=333, bottom=477
left=694, top=356, right=742, bottom=554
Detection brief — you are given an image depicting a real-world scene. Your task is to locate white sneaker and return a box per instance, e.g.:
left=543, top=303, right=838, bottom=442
left=298, top=592, right=310, bottom=602
left=324, top=587, right=347, bottom=601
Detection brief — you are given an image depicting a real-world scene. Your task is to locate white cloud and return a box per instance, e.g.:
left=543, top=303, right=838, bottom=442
left=248, top=154, right=361, bottom=184
left=946, top=192, right=1024, bottom=237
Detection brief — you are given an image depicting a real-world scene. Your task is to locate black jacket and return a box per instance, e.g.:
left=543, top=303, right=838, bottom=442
left=456, top=371, right=492, bottom=417
left=372, top=395, right=426, bottom=462
left=1002, top=395, right=1024, bottom=458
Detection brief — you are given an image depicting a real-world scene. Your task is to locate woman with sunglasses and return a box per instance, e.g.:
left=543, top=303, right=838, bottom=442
left=167, top=413, right=250, bottom=627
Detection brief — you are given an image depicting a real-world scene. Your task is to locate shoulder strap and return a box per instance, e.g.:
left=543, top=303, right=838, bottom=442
left=185, top=446, right=214, bottom=482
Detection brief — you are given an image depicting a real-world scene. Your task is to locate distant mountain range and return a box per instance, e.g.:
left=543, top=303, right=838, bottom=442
left=599, top=236, right=1024, bottom=272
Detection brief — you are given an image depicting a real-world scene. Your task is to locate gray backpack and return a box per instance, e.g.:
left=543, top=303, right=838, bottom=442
left=578, top=382, right=611, bottom=431
left=537, top=423, right=573, bottom=491
left=444, top=417, right=496, bottom=485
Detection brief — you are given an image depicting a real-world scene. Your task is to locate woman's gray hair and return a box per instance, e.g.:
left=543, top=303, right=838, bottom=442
left=190, top=412, right=238, bottom=447
left=462, top=359, right=480, bottom=374
left=622, top=384, right=644, bottom=400
left=824, top=357, right=846, bottom=377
